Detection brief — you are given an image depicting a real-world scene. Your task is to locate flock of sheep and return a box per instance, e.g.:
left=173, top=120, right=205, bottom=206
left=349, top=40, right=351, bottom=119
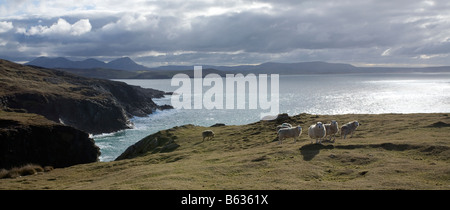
left=201, top=120, right=360, bottom=145
left=277, top=120, right=360, bottom=144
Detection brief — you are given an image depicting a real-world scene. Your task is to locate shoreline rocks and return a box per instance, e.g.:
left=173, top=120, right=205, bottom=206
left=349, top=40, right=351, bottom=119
left=0, top=59, right=173, bottom=134
left=0, top=59, right=173, bottom=169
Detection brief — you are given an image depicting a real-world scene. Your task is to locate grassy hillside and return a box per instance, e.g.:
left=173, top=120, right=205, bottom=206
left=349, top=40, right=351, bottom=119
left=1, top=113, right=449, bottom=190
left=0, top=110, right=56, bottom=127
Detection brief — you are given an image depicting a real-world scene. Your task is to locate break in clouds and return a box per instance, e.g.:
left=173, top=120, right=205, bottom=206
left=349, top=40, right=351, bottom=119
left=1, top=0, right=450, bottom=67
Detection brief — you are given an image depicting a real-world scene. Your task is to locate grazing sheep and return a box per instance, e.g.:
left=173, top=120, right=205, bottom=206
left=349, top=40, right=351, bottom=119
left=277, top=125, right=302, bottom=144
left=324, top=120, right=339, bottom=141
left=276, top=123, right=292, bottom=132
left=341, top=121, right=360, bottom=139
left=308, top=122, right=326, bottom=144
left=202, top=130, right=215, bottom=141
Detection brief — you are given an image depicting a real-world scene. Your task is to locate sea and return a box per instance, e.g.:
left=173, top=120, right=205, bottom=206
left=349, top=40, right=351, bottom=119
left=94, top=73, right=450, bottom=161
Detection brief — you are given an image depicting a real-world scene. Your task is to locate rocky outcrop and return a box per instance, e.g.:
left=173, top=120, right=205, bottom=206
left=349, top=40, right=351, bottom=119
left=115, top=130, right=180, bottom=160
left=0, top=59, right=172, bottom=134
left=0, top=111, right=100, bottom=169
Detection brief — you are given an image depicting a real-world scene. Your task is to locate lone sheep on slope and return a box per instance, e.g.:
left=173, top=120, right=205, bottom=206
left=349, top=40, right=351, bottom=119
left=324, top=120, right=339, bottom=141
left=341, top=121, right=360, bottom=139
left=277, top=125, right=302, bottom=144
left=276, top=123, right=292, bottom=132
left=308, top=122, right=326, bottom=144
left=202, top=130, right=215, bottom=141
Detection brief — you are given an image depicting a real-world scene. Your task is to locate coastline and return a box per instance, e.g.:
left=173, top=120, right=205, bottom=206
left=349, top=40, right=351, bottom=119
left=1, top=112, right=448, bottom=190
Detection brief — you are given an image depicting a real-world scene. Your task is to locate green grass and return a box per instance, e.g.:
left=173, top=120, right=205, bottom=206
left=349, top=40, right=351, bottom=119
left=0, top=110, right=57, bottom=127
left=0, top=113, right=449, bottom=190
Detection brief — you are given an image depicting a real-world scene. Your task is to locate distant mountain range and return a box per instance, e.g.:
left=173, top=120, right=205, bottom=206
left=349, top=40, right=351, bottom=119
left=25, top=56, right=450, bottom=79
left=26, top=56, right=151, bottom=71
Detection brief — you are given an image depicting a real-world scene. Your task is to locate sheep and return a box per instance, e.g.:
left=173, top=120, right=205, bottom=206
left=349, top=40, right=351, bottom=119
left=202, top=130, right=215, bottom=141
left=308, top=122, right=326, bottom=144
left=276, top=123, right=292, bottom=132
left=324, top=120, right=339, bottom=141
left=340, top=121, right=360, bottom=139
left=277, top=125, right=302, bottom=144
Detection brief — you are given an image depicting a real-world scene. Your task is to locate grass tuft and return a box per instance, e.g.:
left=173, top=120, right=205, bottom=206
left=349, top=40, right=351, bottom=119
left=0, top=164, right=46, bottom=179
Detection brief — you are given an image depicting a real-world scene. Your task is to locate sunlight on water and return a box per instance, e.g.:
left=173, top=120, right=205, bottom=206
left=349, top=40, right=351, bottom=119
left=94, top=73, right=450, bottom=161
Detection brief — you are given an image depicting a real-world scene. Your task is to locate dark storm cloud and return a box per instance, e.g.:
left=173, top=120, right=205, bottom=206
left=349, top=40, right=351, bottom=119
left=1, top=0, right=450, bottom=66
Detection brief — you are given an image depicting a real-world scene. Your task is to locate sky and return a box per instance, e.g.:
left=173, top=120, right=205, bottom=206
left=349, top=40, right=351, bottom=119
left=1, top=0, right=450, bottom=67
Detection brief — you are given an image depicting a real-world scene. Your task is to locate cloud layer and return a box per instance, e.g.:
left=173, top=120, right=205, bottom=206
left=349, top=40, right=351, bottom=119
left=1, top=0, right=450, bottom=67
left=17, top=18, right=91, bottom=36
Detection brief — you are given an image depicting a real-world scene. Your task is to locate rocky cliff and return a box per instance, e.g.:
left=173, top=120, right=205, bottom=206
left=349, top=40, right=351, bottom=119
left=0, top=110, right=100, bottom=169
left=115, top=129, right=181, bottom=160
left=0, top=59, right=171, bottom=134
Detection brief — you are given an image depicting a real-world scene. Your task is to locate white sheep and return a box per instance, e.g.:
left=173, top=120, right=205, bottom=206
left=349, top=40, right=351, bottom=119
left=340, top=121, right=360, bottom=139
left=202, top=130, right=215, bottom=141
left=276, top=123, right=292, bottom=132
left=308, top=122, right=326, bottom=144
left=324, top=120, right=339, bottom=141
left=277, top=125, right=302, bottom=144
